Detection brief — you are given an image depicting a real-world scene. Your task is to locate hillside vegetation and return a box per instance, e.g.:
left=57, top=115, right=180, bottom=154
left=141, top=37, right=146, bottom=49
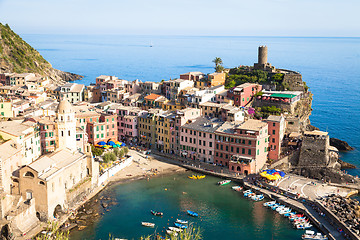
left=0, top=23, right=81, bottom=83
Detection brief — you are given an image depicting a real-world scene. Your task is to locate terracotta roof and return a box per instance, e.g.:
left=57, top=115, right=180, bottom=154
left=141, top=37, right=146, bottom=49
left=144, top=93, right=162, bottom=100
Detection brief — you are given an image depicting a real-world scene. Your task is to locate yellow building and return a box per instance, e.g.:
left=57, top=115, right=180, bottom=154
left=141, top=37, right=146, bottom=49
left=138, top=109, right=163, bottom=148
left=162, top=100, right=186, bottom=111
left=155, top=111, right=174, bottom=153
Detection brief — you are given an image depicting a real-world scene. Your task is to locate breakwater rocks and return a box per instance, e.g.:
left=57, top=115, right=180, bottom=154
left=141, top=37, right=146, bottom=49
left=321, top=195, right=360, bottom=235
left=338, top=159, right=357, bottom=169
left=68, top=192, right=117, bottom=232
left=330, top=138, right=354, bottom=151
left=293, top=167, right=356, bottom=184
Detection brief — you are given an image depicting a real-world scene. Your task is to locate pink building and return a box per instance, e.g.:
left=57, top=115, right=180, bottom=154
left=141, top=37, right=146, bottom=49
left=214, top=120, right=269, bottom=175
left=117, top=107, right=146, bottom=143
left=266, top=115, right=285, bottom=161
left=227, top=83, right=262, bottom=107
left=87, top=114, right=117, bottom=144
left=169, top=108, right=202, bottom=155
left=179, top=116, right=223, bottom=163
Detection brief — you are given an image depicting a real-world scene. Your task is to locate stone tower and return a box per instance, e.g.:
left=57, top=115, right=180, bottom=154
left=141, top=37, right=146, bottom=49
left=298, top=130, right=330, bottom=167
left=254, top=45, right=275, bottom=72
left=56, top=99, right=77, bottom=152
left=258, top=45, right=268, bottom=65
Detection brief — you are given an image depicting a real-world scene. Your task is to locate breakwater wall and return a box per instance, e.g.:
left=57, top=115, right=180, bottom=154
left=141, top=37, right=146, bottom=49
left=243, top=182, right=337, bottom=240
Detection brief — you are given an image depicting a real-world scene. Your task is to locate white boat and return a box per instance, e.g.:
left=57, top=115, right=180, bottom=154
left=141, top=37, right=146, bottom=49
left=166, top=230, right=178, bottom=236
left=232, top=186, right=243, bottom=191
left=176, top=219, right=188, bottom=224
left=279, top=208, right=292, bottom=215
left=276, top=206, right=289, bottom=212
left=295, top=222, right=312, bottom=229
left=263, top=201, right=276, bottom=207
left=251, top=194, right=264, bottom=201
left=169, top=227, right=183, bottom=232
left=302, top=230, right=328, bottom=240
left=141, top=222, right=155, bottom=227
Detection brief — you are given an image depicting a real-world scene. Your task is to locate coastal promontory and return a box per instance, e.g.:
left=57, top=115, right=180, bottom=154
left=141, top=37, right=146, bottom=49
left=0, top=23, right=82, bottom=84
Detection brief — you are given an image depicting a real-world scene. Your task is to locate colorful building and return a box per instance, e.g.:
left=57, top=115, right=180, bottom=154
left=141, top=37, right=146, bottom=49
left=87, top=114, right=118, bottom=144
left=266, top=115, right=286, bottom=161
left=207, top=72, right=226, bottom=87
left=180, top=117, right=223, bottom=163
left=214, top=119, right=269, bottom=175
left=228, top=83, right=262, bottom=107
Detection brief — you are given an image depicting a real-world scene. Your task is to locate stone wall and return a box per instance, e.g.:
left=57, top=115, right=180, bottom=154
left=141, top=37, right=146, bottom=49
left=283, top=73, right=304, bottom=91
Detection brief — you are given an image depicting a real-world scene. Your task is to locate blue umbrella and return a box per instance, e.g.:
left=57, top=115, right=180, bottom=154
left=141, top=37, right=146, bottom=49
left=98, top=141, right=106, bottom=146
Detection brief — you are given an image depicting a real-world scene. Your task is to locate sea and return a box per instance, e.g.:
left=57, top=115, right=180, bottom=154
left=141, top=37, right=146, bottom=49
left=20, top=34, right=360, bottom=239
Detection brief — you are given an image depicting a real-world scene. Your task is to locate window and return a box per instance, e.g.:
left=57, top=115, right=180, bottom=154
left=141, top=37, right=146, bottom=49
left=264, top=147, right=267, bottom=152
left=216, top=144, right=219, bottom=149
left=273, top=123, right=276, bottom=127
left=242, top=148, right=245, bottom=154
left=225, top=146, right=228, bottom=151
left=257, top=149, right=260, bottom=155
left=248, top=140, right=251, bottom=145
left=248, top=149, right=251, bottom=155
left=272, top=138, right=275, bottom=143
left=220, top=145, right=223, bottom=150
left=231, top=146, right=233, bottom=152
left=209, top=151, right=212, bottom=155
left=272, top=130, right=275, bottom=134
left=24, top=171, right=34, bottom=178
left=209, top=134, right=212, bottom=139
left=209, top=142, right=212, bottom=147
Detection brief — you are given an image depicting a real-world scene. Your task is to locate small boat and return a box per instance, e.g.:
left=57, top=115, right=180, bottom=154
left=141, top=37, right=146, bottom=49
left=169, top=227, right=183, bottom=232
left=151, top=210, right=163, bottom=216
left=252, top=194, right=264, bottom=201
left=271, top=204, right=283, bottom=210
left=218, top=180, right=231, bottom=186
left=263, top=201, right=276, bottom=207
left=197, top=175, right=206, bottom=179
left=295, top=223, right=312, bottom=230
left=302, top=230, right=328, bottom=240
left=243, top=190, right=253, bottom=197
left=284, top=212, right=296, bottom=217
left=141, top=222, right=155, bottom=227
left=166, top=230, right=178, bottom=236
left=232, top=186, right=243, bottom=191
left=174, top=223, right=188, bottom=229
left=276, top=207, right=290, bottom=212
left=187, top=210, right=198, bottom=217
left=176, top=219, right=188, bottom=224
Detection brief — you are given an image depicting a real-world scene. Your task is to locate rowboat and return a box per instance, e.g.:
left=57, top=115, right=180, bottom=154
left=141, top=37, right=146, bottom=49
left=276, top=207, right=290, bottom=212
left=302, top=230, right=328, bottom=240
left=218, top=180, right=231, bottom=185
left=187, top=210, right=198, bottom=217
left=141, top=222, right=155, bottom=227
left=174, top=223, right=188, bottom=229
left=169, top=227, right=183, bottom=232
left=284, top=212, right=296, bottom=217
left=188, top=175, right=206, bottom=179
left=176, top=219, right=188, bottom=224
left=150, top=210, right=163, bottom=216
left=197, top=175, right=206, bottom=179
left=232, top=186, right=243, bottom=191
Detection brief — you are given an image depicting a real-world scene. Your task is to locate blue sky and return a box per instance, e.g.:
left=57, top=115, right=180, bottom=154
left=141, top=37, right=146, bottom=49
left=0, top=0, right=359, bottom=36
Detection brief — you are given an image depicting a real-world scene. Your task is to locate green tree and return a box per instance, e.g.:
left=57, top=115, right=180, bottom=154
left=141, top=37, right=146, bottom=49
left=118, top=148, right=125, bottom=159
left=123, top=147, right=129, bottom=155
left=91, top=145, right=104, bottom=156
left=212, top=57, right=224, bottom=73
left=35, top=222, right=69, bottom=240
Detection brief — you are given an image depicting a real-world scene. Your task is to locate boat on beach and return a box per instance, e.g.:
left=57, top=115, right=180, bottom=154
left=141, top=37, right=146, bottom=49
left=187, top=210, right=198, bottom=217
left=176, top=219, right=188, bottom=224
left=218, top=180, right=231, bottom=185
left=141, top=222, right=155, bottom=227
left=150, top=210, right=163, bottom=216
left=302, top=230, right=328, bottom=240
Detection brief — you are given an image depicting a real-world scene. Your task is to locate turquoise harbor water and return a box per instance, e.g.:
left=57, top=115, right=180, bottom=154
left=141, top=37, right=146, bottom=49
left=69, top=173, right=303, bottom=240
left=20, top=35, right=360, bottom=239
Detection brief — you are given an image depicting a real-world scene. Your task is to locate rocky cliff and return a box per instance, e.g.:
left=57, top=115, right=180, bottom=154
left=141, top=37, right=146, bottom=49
left=0, top=23, right=82, bottom=85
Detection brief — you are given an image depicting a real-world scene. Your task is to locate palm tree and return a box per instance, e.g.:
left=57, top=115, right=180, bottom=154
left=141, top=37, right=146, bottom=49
left=212, top=57, right=224, bottom=73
